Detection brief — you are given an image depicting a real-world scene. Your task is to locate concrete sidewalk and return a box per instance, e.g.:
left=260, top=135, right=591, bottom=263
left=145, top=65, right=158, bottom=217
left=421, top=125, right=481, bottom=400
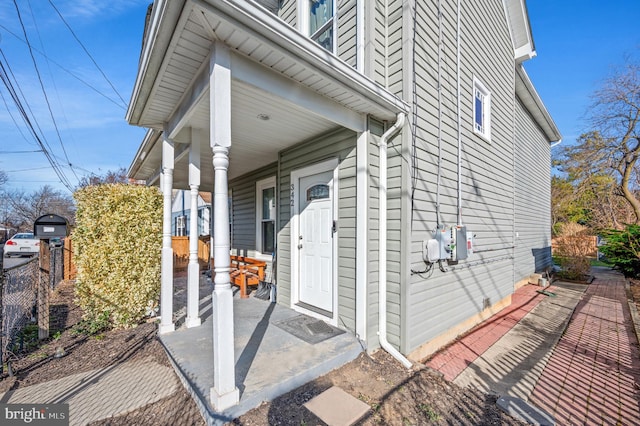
left=0, top=359, right=178, bottom=426
left=426, top=267, right=640, bottom=425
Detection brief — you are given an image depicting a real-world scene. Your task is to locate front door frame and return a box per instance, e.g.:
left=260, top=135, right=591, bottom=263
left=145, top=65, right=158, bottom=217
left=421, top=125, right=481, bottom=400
left=290, top=157, right=339, bottom=325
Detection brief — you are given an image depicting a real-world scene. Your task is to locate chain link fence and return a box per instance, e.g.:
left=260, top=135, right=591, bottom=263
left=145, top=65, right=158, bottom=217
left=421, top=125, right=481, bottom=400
left=0, top=245, right=65, bottom=372
left=0, top=257, right=39, bottom=371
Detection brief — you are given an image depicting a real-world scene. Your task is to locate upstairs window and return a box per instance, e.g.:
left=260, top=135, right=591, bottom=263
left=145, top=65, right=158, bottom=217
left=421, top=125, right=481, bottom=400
left=473, top=77, right=491, bottom=142
left=309, top=0, right=334, bottom=52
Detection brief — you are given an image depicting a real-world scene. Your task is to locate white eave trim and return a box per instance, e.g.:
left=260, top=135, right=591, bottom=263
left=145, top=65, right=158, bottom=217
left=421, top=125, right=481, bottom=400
left=127, top=0, right=186, bottom=125
left=503, top=0, right=536, bottom=63
left=128, top=0, right=409, bottom=127
left=515, top=65, right=561, bottom=143
left=194, top=0, right=409, bottom=117
left=128, top=128, right=162, bottom=179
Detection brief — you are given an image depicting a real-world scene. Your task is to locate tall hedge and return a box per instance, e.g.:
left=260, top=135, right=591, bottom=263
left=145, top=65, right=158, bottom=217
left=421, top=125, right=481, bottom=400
left=73, top=184, right=163, bottom=328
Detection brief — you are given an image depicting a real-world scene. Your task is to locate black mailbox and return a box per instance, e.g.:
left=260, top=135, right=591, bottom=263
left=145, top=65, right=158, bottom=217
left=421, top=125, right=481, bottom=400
left=34, top=214, right=69, bottom=239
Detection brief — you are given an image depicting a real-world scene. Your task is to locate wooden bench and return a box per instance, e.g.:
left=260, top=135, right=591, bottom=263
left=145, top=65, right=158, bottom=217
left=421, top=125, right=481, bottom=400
left=211, top=255, right=267, bottom=298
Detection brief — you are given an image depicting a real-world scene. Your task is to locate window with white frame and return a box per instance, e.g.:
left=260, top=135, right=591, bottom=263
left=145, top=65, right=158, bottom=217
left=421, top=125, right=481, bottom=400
left=256, top=177, right=276, bottom=254
left=473, top=77, right=491, bottom=141
left=301, top=0, right=335, bottom=52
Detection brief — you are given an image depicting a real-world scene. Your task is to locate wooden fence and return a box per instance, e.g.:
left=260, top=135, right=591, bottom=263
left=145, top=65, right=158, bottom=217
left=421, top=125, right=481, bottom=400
left=64, top=238, right=77, bottom=280
left=62, top=236, right=211, bottom=279
left=172, top=236, right=211, bottom=271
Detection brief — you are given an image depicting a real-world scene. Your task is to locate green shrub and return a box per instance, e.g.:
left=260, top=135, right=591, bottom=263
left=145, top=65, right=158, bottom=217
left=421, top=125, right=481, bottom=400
left=599, top=225, right=640, bottom=278
left=73, top=184, right=162, bottom=329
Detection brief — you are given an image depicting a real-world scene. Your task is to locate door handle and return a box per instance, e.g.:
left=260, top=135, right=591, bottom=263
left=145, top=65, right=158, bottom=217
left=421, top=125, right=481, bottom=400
left=298, top=243, right=303, bottom=249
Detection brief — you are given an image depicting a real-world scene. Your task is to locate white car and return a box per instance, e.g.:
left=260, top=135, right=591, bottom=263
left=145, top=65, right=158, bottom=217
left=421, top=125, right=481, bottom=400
left=3, top=232, right=40, bottom=257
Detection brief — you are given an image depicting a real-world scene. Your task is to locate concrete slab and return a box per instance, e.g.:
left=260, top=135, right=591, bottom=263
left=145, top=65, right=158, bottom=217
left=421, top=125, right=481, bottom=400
left=453, top=282, right=585, bottom=400
left=497, top=396, right=554, bottom=426
left=160, top=285, right=363, bottom=425
left=304, top=386, right=371, bottom=426
left=0, top=360, right=177, bottom=426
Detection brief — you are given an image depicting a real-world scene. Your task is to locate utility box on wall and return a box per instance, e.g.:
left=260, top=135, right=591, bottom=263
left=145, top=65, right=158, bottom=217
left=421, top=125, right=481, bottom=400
left=424, top=225, right=473, bottom=263
left=451, top=225, right=468, bottom=261
left=34, top=214, right=69, bottom=239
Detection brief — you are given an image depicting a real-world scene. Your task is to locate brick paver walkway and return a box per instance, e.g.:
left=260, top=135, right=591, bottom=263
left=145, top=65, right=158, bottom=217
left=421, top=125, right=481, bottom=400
left=425, top=284, right=548, bottom=381
left=530, top=272, right=640, bottom=425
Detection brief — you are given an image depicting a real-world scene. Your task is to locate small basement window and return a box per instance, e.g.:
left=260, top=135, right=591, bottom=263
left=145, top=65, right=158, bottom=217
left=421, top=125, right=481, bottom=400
left=473, top=77, right=491, bottom=142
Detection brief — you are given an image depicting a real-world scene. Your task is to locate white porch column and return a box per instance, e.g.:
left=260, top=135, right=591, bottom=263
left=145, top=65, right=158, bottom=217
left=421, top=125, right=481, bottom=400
left=209, top=40, right=239, bottom=410
left=159, top=134, right=175, bottom=334
left=186, top=128, right=202, bottom=328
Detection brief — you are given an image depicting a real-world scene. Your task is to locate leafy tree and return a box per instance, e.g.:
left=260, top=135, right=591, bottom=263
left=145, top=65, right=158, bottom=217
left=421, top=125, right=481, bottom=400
left=556, top=56, right=640, bottom=224
left=551, top=176, right=588, bottom=233
left=600, top=225, right=640, bottom=277
left=551, top=173, right=633, bottom=233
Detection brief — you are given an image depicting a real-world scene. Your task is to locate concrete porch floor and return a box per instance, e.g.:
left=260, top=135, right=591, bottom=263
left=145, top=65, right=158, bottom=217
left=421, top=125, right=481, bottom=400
left=159, top=273, right=363, bottom=425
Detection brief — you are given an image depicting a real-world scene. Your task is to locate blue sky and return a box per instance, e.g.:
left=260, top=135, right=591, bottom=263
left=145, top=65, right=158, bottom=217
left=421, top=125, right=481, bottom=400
left=0, top=0, right=149, bottom=193
left=0, top=1, right=639, bottom=194
left=525, top=1, right=640, bottom=147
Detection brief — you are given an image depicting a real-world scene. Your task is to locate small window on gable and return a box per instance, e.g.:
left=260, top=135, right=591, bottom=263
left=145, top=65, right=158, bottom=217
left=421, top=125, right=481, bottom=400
left=309, top=0, right=334, bottom=52
left=473, top=77, right=491, bottom=142
left=256, top=177, right=276, bottom=254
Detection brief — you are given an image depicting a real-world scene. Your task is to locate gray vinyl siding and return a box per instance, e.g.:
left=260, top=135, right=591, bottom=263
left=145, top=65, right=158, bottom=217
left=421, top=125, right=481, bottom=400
left=387, top=0, right=403, bottom=96
left=367, top=120, right=383, bottom=349
left=369, top=0, right=403, bottom=93
left=403, top=0, right=518, bottom=353
left=337, top=0, right=357, bottom=67
left=229, top=163, right=278, bottom=253
left=277, top=129, right=358, bottom=331
left=278, top=0, right=297, bottom=27
left=385, top=131, right=405, bottom=349
left=514, top=98, right=552, bottom=280
left=372, top=0, right=387, bottom=87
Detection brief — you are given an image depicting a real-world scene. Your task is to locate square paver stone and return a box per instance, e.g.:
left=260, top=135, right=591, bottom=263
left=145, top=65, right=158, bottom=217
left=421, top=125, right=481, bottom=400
left=304, top=386, right=371, bottom=426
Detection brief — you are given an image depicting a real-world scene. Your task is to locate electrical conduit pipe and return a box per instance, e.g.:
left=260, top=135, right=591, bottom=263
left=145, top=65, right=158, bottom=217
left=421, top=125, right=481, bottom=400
left=378, top=112, right=413, bottom=369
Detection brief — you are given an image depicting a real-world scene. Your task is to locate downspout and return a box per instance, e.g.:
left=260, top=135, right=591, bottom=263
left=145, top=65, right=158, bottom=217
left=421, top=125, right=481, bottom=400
left=379, top=112, right=413, bottom=369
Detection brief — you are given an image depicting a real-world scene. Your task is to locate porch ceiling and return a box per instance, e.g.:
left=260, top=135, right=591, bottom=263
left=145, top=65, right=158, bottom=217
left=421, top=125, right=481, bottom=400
left=127, top=0, right=408, bottom=190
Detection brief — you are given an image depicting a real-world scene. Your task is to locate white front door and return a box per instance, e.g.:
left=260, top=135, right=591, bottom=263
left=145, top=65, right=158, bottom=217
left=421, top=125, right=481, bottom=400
left=295, top=167, right=335, bottom=313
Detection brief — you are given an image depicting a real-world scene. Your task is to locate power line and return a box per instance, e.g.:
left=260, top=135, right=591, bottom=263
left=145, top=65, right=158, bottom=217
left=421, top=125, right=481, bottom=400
left=47, top=0, right=128, bottom=109
left=12, top=0, right=78, bottom=188
left=0, top=24, right=126, bottom=110
left=0, top=54, right=73, bottom=192
left=0, top=150, right=42, bottom=154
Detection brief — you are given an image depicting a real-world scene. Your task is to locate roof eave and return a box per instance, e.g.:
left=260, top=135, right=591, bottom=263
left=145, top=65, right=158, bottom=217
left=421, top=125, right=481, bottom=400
left=515, top=65, right=561, bottom=143
left=126, top=0, right=186, bottom=126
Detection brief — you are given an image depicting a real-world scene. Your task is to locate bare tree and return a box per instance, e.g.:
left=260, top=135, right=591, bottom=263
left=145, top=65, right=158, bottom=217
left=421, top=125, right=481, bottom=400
left=558, top=55, right=640, bottom=224
left=4, top=185, right=75, bottom=231
left=77, top=167, right=129, bottom=188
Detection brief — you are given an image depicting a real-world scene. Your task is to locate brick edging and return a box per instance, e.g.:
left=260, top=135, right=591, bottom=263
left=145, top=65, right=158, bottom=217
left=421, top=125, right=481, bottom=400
left=625, top=282, right=640, bottom=346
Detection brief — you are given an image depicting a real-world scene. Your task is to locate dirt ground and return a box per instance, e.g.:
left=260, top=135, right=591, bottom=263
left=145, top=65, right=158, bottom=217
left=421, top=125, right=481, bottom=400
left=0, top=279, right=572, bottom=425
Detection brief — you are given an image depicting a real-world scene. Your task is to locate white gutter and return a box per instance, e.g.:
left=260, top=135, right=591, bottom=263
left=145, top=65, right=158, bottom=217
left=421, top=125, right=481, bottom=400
left=378, top=112, right=412, bottom=369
